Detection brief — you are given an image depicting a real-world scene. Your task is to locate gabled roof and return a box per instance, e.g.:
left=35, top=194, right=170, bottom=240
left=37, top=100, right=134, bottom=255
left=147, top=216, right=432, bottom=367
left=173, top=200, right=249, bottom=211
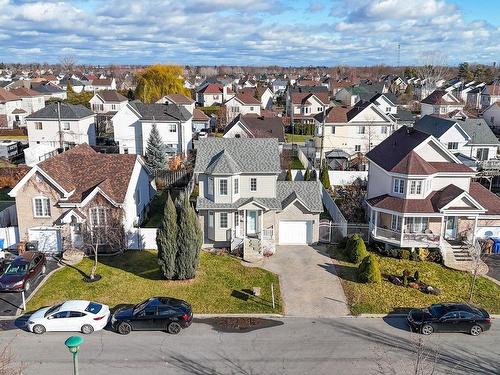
left=194, top=138, right=281, bottom=174
left=92, top=78, right=113, bottom=86
left=276, top=181, right=324, bottom=213
left=391, top=151, right=437, bottom=175
left=96, top=90, right=127, bottom=103
left=0, top=87, right=19, bottom=102
left=193, top=108, right=209, bottom=121
left=36, top=144, right=138, bottom=204
left=291, top=92, right=329, bottom=106
left=224, top=114, right=285, bottom=142
left=31, top=83, right=65, bottom=94
left=233, top=93, right=260, bottom=105
left=469, top=182, right=500, bottom=215
left=26, top=103, right=94, bottom=120
left=421, top=90, right=462, bottom=105
left=128, top=101, right=191, bottom=122
left=198, top=83, right=233, bottom=94
left=164, top=93, right=194, bottom=105
left=9, top=87, right=44, bottom=98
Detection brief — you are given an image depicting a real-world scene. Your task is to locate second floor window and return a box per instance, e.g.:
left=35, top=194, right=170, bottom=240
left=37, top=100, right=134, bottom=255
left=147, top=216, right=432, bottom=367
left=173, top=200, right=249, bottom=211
left=393, top=178, right=405, bottom=194
left=169, top=124, right=176, bottom=133
left=90, top=207, right=107, bottom=228
left=354, top=145, right=361, bottom=152
left=409, top=180, right=422, bottom=195
left=250, top=178, right=257, bottom=192
left=234, top=178, right=239, bottom=194
left=62, top=122, right=70, bottom=130
left=208, top=178, right=213, bottom=195
left=447, top=142, right=458, bottom=150
left=476, top=148, right=489, bottom=161
left=219, top=179, right=228, bottom=195
left=357, top=126, right=365, bottom=134
left=33, top=197, right=50, bottom=217
left=35, top=122, right=43, bottom=130
left=381, top=126, right=388, bottom=134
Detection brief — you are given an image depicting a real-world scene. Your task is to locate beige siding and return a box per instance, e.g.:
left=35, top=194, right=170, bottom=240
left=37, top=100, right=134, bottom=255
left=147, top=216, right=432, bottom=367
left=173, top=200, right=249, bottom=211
left=239, top=174, right=277, bottom=198
left=275, top=202, right=319, bottom=243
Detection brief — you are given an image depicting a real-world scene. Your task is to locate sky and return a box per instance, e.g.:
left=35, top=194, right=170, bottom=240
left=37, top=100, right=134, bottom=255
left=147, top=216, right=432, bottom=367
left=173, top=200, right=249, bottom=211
left=0, top=0, right=499, bottom=66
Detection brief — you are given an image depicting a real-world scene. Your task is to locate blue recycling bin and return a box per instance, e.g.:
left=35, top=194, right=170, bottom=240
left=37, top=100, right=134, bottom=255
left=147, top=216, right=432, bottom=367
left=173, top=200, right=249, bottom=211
left=490, top=237, right=500, bottom=254
left=0, top=239, right=4, bottom=250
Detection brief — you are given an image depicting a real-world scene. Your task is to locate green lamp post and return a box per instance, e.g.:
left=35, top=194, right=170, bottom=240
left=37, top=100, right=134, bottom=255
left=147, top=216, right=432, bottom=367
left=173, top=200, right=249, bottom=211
left=65, top=336, right=84, bottom=375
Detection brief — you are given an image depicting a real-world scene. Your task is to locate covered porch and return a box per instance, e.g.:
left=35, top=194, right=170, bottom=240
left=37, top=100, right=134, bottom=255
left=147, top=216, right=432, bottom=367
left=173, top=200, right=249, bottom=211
left=231, top=202, right=274, bottom=241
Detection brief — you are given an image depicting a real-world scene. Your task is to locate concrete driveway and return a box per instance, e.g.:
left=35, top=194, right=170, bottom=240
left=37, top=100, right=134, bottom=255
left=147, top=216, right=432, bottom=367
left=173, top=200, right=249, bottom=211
left=262, top=245, right=350, bottom=317
left=484, top=254, right=500, bottom=283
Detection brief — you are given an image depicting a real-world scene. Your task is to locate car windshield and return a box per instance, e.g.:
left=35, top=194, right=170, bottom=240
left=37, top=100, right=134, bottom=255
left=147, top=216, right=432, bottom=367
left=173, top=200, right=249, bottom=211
left=429, top=305, right=446, bottom=317
left=44, top=303, right=63, bottom=318
left=4, top=263, right=28, bottom=275
left=133, top=300, right=150, bottom=315
left=85, top=302, right=102, bottom=314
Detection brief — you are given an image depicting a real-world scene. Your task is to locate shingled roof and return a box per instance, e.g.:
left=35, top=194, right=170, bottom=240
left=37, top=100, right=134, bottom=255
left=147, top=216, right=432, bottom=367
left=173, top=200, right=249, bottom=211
left=0, top=88, right=19, bottom=103
left=129, top=101, right=191, bottom=122
left=194, top=138, right=282, bottom=174
left=96, top=90, right=127, bottom=102
left=26, top=103, right=94, bottom=120
left=37, top=144, right=138, bottom=204
left=224, top=114, right=285, bottom=142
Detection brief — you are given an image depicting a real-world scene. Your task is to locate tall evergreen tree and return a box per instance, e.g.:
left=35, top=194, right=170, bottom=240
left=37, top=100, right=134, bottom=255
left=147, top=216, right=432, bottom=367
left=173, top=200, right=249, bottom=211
left=145, top=123, right=166, bottom=173
left=156, top=193, right=178, bottom=279
left=175, top=195, right=203, bottom=280
left=303, top=168, right=311, bottom=181
left=320, top=165, right=331, bottom=190
left=286, top=166, right=292, bottom=181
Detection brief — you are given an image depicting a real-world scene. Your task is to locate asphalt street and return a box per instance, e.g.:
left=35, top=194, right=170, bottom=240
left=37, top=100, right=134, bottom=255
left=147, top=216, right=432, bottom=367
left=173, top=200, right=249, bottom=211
left=0, top=316, right=498, bottom=375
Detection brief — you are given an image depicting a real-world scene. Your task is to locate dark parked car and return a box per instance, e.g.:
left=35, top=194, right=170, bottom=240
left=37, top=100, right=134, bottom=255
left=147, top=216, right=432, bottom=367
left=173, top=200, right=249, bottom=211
left=0, top=251, right=47, bottom=292
left=408, top=303, right=491, bottom=336
left=111, top=297, right=192, bottom=335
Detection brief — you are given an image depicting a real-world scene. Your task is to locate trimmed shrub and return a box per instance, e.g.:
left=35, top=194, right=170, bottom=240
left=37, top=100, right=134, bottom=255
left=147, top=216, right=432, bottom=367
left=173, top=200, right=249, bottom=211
left=346, top=234, right=368, bottom=263
left=357, top=254, right=382, bottom=283
left=417, top=248, right=429, bottom=261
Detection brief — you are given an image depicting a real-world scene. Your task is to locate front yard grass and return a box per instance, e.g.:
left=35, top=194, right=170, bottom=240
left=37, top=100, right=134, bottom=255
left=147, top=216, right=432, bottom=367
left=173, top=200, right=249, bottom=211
left=331, top=247, right=500, bottom=315
left=28, top=251, right=282, bottom=314
left=285, top=133, right=312, bottom=143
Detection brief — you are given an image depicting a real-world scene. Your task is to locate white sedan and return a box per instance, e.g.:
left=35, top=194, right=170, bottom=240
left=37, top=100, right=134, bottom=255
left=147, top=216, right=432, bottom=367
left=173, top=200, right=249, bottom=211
left=27, top=300, right=110, bottom=334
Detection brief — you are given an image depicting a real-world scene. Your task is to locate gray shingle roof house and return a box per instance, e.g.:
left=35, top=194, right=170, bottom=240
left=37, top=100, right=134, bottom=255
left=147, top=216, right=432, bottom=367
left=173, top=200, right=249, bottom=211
left=26, top=103, right=94, bottom=120
left=413, top=115, right=499, bottom=163
left=194, top=137, right=322, bottom=260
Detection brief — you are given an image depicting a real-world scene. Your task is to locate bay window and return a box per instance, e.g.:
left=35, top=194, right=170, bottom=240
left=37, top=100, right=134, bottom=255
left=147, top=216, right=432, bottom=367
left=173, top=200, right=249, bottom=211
left=393, top=178, right=405, bottom=194
left=219, top=179, right=228, bottom=196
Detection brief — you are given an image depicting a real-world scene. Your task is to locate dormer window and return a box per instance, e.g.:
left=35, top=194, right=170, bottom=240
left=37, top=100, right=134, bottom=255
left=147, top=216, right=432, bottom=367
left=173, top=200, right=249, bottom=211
left=393, top=178, right=405, bottom=194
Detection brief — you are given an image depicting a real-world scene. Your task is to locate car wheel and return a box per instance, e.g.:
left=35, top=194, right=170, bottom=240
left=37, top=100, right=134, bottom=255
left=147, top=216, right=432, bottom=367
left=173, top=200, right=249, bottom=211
left=41, top=265, right=47, bottom=275
left=167, top=322, right=182, bottom=335
left=421, top=324, right=434, bottom=335
left=81, top=324, right=94, bottom=334
left=470, top=325, right=482, bottom=336
left=118, top=322, right=132, bottom=335
left=33, top=324, right=46, bottom=334
left=24, top=281, right=31, bottom=292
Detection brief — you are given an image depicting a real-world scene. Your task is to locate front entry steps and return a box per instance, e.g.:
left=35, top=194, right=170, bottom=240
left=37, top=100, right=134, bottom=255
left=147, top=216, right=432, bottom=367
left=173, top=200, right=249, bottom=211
left=243, top=238, right=263, bottom=263
left=442, top=240, right=489, bottom=275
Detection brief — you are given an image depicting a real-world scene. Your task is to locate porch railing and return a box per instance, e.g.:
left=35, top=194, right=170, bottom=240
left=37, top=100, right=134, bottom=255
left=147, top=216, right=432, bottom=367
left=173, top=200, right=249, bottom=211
left=259, top=227, right=274, bottom=240
left=372, top=226, right=440, bottom=246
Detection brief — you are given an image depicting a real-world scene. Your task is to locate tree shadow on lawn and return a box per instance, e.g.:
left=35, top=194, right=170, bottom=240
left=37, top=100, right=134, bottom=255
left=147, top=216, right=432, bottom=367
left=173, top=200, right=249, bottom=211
left=97, top=251, right=164, bottom=281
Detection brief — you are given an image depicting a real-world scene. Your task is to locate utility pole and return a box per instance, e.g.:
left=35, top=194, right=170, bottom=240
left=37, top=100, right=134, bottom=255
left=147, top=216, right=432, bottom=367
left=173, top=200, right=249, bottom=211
left=319, top=106, right=326, bottom=170
left=57, top=101, right=63, bottom=149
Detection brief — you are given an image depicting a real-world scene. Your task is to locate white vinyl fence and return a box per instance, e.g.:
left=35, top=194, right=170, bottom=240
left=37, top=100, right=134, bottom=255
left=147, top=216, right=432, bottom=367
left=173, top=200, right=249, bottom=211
left=127, top=227, right=158, bottom=250
left=0, top=226, right=19, bottom=249
left=0, top=203, right=17, bottom=227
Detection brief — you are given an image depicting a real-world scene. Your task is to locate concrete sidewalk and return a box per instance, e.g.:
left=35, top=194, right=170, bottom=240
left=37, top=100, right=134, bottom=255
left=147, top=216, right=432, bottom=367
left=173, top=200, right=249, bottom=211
left=261, top=245, right=350, bottom=317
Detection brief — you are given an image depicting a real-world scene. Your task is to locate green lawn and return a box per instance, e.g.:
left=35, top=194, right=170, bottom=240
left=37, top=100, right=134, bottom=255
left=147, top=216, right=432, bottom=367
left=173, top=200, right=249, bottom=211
left=331, top=247, right=500, bottom=315
left=28, top=251, right=282, bottom=314
left=285, top=133, right=313, bottom=143
left=289, top=156, right=304, bottom=169
left=142, top=191, right=168, bottom=228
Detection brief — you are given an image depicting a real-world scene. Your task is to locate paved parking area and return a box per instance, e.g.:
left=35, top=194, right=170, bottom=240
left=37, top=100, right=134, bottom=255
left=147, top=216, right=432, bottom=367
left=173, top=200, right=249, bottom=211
left=261, top=245, right=350, bottom=317
left=0, top=257, right=60, bottom=316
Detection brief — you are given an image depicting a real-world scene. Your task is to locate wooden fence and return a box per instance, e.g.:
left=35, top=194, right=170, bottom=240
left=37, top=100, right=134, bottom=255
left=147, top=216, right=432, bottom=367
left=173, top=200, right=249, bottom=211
left=155, top=169, right=193, bottom=189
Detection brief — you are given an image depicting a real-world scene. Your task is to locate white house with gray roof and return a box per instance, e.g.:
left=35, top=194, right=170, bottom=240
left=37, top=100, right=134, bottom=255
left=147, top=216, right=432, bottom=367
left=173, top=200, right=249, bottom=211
left=194, top=138, right=323, bottom=261
left=112, top=100, right=193, bottom=156
left=413, top=115, right=499, bottom=166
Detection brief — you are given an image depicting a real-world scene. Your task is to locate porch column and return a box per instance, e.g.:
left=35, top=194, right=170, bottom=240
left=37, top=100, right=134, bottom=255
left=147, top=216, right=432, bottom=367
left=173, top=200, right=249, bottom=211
left=472, top=216, right=479, bottom=243
left=243, top=209, right=246, bottom=239
left=260, top=211, right=263, bottom=237
left=373, top=210, right=378, bottom=236
left=440, top=216, right=445, bottom=245
left=400, top=216, right=405, bottom=244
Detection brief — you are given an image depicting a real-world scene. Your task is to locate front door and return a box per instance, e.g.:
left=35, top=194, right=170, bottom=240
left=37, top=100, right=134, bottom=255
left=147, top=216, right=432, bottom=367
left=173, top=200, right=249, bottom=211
left=445, top=216, right=457, bottom=240
left=247, top=211, right=257, bottom=235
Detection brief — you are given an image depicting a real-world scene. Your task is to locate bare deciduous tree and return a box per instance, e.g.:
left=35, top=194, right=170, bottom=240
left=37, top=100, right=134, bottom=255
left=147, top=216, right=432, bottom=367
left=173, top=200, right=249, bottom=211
left=59, top=55, right=77, bottom=72
left=79, top=207, right=126, bottom=280
left=416, top=53, right=450, bottom=98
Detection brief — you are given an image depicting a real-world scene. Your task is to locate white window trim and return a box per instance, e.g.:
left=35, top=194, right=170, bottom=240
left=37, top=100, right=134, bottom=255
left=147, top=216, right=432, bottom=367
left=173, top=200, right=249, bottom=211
left=219, top=179, right=228, bottom=196
left=208, top=211, right=214, bottom=227
left=220, top=212, right=228, bottom=229
left=234, top=177, right=239, bottom=195
left=250, top=178, right=257, bottom=192
left=33, top=196, right=51, bottom=217
left=393, top=178, right=405, bottom=194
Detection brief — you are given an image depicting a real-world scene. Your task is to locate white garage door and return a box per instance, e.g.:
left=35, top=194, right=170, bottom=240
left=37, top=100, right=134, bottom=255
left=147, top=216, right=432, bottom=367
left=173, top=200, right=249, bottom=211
left=279, top=220, right=312, bottom=245
left=28, top=228, right=61, bottom=253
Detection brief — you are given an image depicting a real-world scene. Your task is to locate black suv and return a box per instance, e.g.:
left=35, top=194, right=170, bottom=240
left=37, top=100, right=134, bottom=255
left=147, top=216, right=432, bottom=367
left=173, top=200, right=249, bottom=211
left=111, top=297, right=192, bottom=335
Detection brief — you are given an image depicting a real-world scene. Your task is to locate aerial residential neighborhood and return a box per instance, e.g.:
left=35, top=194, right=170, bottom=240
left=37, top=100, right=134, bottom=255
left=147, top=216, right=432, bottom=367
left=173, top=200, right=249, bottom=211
left=0, top=1, right=499, bottom=374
